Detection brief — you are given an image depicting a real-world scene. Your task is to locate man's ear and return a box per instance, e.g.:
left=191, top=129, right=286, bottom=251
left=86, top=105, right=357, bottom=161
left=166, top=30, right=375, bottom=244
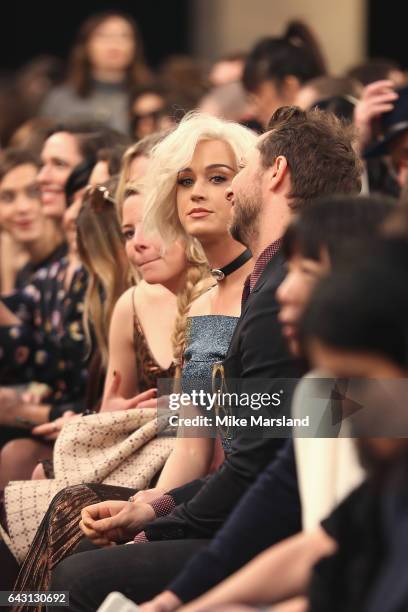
left=268, top=155, right=289, bottom=192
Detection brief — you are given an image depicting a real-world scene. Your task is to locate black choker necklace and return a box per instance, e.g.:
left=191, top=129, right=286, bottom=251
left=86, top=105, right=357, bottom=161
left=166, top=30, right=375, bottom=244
left=211, top=248, right=252, bottom=281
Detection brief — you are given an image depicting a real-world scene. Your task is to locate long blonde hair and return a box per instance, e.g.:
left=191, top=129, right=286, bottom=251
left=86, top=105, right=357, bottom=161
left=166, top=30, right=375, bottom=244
left=77, top=178, right=131, bottom=367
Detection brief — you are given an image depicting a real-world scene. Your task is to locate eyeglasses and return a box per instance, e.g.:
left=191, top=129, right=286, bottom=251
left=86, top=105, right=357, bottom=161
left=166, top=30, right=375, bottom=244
left=85, top=185, right=116, bottom=212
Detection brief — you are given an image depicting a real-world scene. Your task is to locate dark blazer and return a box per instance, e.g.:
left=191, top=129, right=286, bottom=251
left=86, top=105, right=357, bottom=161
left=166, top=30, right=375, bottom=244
left=144, top=251, right=302, bottom=541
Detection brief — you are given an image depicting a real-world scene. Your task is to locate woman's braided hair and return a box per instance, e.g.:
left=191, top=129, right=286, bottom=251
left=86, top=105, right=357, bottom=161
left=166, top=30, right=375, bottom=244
left=171, top=238, right=212, bottom=383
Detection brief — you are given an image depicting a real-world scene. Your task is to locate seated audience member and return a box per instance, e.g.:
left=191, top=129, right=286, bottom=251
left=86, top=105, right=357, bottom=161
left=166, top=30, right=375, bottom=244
left=0, top=149, right=65, bottom=291
left=301, top=239, right=408, bottom=612
left=158, top=55, right=209, bottom=110
left=40, top=11, right=150, bottom=134
left=209, top=52, right=246, bottom=87
left=0, top=118, right=124, bottom=436
left=8, top=117, right=56, bottom=157
left=129, top=85, right=175, bottom=141
left=199, top=81, right=255, bottom=124
left=46, top=107, right=361, bottom=611
left=88, top=145, right=127, bottom=185
left=242, top=21, right=326, bottom=127
left=0, top=162, right=95, bottom=483
left=347, top=57, right=406, bottom=88
left=360, top=83, right=408, bottom=191
left=295, top=75, right=361, bottom=121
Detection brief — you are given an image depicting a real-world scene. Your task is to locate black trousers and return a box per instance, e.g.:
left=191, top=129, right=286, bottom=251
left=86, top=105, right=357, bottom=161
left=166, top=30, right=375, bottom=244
left=48, top=538, right=209, bottom=612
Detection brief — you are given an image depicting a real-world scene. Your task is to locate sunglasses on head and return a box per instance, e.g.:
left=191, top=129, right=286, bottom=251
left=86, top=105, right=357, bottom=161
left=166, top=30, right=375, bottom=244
left=84, top=184, right=116, bottom=212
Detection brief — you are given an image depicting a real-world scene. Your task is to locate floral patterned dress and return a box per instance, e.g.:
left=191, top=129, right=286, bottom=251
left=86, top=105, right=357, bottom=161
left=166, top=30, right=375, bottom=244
left=0, top=257, right=89, bottom=412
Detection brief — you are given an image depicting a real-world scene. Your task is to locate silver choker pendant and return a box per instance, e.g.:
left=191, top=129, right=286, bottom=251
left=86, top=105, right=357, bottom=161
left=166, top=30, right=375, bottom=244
left=211, top=269, right=226, bottom=282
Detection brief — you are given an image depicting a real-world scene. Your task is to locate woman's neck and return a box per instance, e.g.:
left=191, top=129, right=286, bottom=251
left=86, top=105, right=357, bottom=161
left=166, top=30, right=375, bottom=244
left=24, top=226, right=64, bottom=265
left=92, top=68, right=126, bottom=84
left=203, top=234, right=249, bottom=270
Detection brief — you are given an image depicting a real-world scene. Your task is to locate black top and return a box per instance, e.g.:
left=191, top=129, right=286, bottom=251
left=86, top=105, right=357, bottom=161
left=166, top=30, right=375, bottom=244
left=0, top=256, right=89, bottom=410
left=310, top=470, right=408, bottom=612
left=14, top=242, right=67, bottom=290
left=143, top=251, right=303, bottom=541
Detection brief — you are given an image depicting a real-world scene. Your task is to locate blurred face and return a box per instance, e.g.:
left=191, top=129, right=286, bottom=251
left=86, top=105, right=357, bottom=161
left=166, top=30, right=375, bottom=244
left=89, top=161, right=110, bottom=186
left=121, top=194, right=187, bottom=290
left=252, top=79, right=297, bottom=127
left=0, top=164, right=44, bottom=243
left=294, top=85, right=319, bottom=110
left=389, top=131, right=408, bottom=187
left=228, top=143, right=263, bottom=246
left=87, top=16, right=135, bottom=74
left=176, top=139, right=237, bottom=244
left=63, top=190, right=85, bottom=254
left=277, top=254, right=327, bottom=356
left=37, top=132, right=83, bottom=219
left=209, top=59, right=244, bottom=87
left=131, top=93, right=165, bottom=139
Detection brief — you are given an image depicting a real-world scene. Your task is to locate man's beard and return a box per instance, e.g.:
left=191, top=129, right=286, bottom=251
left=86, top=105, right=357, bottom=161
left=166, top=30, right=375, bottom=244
left=230, top=191, right=262, bottom=248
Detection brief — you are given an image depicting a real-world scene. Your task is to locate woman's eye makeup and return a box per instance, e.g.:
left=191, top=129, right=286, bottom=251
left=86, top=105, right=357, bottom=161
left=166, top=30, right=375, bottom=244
left=177, top=176, right=194, bottom=187
left=122, top=228, right=134, bottom=241
left=177, top=174, right=228, bottom=187
left=210, top=174, right=227, bottom=184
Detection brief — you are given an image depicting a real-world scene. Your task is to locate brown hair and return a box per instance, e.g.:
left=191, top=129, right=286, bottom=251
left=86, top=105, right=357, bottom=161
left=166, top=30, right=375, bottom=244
left=77, top=177, right=130, bottom=366
left=0, top=148, right=40, bottom=182
left=260, top=106, right=362, bottom=209
left=243, top=21, right=326, bottom=93
left=68, top=11, right=150, bottom=98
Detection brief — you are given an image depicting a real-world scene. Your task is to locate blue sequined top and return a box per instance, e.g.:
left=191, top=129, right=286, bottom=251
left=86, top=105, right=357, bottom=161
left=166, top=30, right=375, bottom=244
left=182, top=315, right=238, bottom=453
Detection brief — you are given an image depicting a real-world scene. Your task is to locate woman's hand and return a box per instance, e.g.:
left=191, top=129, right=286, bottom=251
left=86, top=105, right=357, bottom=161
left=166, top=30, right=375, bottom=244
left=79, top=499, right=155, bottom=545
left=31, top=410, right=77, bottom=441
left=0, top=388, right=49, bottom=427
left=100, top=371, right=157, bottom=412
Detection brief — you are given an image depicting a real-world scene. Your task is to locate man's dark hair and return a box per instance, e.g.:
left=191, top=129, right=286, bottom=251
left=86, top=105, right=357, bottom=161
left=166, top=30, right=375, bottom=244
left=301, top=237, right=408, bottom=369
left=0, top=148, right=40, bottom=183
left=259, top=106, right=362, bottom=209
left=283, top=194, right=397, bottom=266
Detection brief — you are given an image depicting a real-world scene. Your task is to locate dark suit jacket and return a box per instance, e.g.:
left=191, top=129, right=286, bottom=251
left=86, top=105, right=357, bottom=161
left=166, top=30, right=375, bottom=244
left=145, top=251, right=302, bottom=541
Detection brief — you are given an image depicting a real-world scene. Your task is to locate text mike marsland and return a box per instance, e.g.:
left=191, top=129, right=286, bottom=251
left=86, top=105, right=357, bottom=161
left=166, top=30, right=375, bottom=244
left=168, top=414, right=310, bottom=428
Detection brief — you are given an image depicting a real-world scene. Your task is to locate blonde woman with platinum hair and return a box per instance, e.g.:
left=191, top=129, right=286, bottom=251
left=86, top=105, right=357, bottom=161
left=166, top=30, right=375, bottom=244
left=143, top=112, right=256, bottom=247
